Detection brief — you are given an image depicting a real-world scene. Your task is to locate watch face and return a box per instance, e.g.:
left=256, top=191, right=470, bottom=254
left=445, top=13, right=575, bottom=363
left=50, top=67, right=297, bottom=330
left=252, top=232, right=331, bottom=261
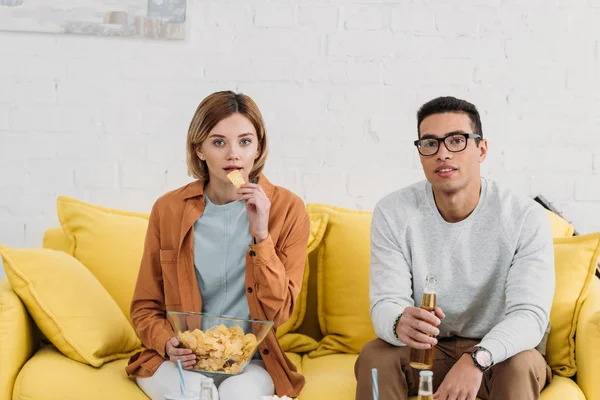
left=475, top=350, right=492, bottom=368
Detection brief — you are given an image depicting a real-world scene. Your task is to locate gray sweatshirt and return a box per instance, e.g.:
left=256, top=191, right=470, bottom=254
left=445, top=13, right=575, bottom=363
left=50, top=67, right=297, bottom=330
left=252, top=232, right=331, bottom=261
left=370, top=177, right=555, bottom=364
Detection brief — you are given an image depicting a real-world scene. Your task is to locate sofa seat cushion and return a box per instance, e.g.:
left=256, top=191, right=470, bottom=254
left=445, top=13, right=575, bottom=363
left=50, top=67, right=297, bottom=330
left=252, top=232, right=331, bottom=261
left=411, top=377, right=582, bottom=400
left=13, top=345, right=148, bottom=400
left=539, top=376, right=585, bottom=399
left=299, top=354, right=358, bottom=400
left=296, top=353, right=577, bottom=400
left=285, top=352, right=302, bottom=374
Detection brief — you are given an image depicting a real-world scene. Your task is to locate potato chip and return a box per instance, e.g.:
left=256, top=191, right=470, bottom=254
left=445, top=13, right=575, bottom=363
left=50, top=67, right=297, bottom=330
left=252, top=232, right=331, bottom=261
left=226, top=169, right=245, bottom=189
left=178, top=324, right=260, bottom=374
left=179, top=331, right=197, bottom=350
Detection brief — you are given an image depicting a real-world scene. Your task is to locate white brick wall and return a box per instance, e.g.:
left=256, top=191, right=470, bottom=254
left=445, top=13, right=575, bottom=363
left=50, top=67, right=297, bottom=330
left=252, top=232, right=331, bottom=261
left=1, top=0, right=600, bottom=278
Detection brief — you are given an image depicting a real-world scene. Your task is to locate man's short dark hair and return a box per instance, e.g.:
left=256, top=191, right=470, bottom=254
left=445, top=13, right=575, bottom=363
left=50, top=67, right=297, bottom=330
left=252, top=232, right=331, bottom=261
left=417, top=96, right=483, bottom=139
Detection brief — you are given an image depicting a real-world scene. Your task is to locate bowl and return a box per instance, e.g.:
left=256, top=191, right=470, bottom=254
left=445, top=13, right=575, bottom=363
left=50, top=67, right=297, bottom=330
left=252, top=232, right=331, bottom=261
left=167, top=311, right=274, bottom=376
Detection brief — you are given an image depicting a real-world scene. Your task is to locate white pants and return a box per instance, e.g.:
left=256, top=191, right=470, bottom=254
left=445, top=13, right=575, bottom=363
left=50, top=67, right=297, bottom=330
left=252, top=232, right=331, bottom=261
left=136, top=360, right=275, bottom=400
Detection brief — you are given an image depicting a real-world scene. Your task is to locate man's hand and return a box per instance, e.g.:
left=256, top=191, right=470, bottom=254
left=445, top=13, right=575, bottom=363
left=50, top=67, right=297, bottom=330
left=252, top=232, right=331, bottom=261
left=395, top=306, right=445, bottom=349
left=434, top=353, right=483, bottom=400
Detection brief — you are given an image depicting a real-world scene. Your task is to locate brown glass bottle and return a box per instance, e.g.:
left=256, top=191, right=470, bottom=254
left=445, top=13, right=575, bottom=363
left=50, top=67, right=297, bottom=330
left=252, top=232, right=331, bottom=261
left=409, top=275, right=437, bottom=370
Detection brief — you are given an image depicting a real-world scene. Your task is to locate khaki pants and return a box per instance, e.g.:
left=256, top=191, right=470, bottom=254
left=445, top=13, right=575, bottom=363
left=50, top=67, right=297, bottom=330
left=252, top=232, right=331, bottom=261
left=354, top=337, right=552, bottom=400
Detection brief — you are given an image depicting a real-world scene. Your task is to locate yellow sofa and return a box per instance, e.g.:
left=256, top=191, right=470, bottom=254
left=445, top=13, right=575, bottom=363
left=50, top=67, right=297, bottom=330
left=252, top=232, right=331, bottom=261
left=1, top=199, right=599, bottom=400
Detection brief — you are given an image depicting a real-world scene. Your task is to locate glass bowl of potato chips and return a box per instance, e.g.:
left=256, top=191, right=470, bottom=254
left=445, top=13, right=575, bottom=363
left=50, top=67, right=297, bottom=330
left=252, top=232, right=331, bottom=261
left=167, top=311, right=274, bottom=376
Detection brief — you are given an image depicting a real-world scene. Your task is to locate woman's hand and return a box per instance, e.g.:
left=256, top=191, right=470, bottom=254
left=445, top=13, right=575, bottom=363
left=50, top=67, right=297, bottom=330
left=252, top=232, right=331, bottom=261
left=236, top=183, right=271, bottom=242
left=165, top=337, right=196, bottom=369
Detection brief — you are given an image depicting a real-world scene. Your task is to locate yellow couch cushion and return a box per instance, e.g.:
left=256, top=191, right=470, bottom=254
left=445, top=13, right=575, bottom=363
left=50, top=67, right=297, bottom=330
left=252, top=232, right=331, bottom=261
left=0, top=246, right=141, bottom=367
left=306, top=204, right=374, bottom=357
left=411, top=377, right=582, bottom=400
left=415, top=377, right=582, bottom=400
left=42, top=227, right=73, bottom=254
left=277, top=213, right=328, bottom=341
left=297, top=353, right=576, bottom=400
left=0, top=279, right=40, bottom=400
left=546, top=209, right=575, bottom=238
left=279, top=333, right=319, bottom=354
left=300, top=353, right=358, bottom=400
left=539, top=376, right=586, bottom=400
left=547, top=233, right=600, bottom=377
left=57, top=196, right=149, bottom=320
left=13, top=345, right=148, bottom=400
left=575, top=277, right=600, bottom=399
left=285, top=351, right=302, bottom=374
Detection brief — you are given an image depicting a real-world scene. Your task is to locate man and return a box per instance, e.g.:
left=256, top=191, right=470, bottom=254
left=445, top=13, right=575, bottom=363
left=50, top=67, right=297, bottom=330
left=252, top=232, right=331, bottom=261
left=354, top=96, right=555, bottom=400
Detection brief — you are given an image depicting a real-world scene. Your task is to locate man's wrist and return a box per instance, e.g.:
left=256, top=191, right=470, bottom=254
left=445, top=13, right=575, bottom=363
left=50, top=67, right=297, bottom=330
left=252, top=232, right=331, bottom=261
left=464, top=346, right=493, bottom=372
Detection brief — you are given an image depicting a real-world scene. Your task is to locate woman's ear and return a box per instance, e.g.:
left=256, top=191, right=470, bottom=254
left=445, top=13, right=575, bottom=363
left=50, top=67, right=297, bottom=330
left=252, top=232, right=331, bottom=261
left=195, top=145, right=205, bottom=161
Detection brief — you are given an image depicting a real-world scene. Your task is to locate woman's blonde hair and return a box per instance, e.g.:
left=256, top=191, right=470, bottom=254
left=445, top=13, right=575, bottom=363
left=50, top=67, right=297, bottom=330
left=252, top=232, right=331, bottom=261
left=186, top=91, right=268, bottom=182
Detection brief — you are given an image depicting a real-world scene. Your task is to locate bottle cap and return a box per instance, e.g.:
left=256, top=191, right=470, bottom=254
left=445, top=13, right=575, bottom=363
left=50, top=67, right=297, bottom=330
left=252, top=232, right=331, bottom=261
left=419, top=370, right=433, bottom=377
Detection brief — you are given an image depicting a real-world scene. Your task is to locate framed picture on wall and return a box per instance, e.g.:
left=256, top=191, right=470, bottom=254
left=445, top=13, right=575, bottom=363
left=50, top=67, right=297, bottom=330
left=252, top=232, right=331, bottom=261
left=0, top=0, right=187, bottom=40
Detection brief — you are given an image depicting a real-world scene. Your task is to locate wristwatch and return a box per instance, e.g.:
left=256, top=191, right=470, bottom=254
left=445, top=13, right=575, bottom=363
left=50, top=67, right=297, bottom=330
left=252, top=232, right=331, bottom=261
left=464, top=346, right=494, bottom=372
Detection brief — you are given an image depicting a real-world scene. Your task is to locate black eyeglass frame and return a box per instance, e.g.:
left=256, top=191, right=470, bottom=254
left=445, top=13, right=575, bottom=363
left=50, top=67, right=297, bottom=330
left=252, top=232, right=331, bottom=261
left=413, top=132, right=482, bottom=156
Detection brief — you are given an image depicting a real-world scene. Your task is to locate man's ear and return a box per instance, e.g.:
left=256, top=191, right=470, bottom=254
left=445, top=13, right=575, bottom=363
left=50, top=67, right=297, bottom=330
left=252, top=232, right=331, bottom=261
left=478, top=139, right=488, bottom=163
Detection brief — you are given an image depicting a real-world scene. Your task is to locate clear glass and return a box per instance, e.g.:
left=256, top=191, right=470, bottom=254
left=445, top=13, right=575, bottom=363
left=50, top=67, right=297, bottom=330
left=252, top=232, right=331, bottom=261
left=410, top=275, right=437, bottom=370
left=199, top=379, right=215, bottom=400
left=167, top=311, right=274, bottom=376
left=418, top=371, right=433, bottom=400
left=164, top=392, right=199, bottom=400
left=424, top=275, right=437, bottom=294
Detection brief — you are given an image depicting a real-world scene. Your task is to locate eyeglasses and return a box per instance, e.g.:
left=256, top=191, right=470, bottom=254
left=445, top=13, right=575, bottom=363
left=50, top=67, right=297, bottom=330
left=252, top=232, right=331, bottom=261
left=414, top=133, right=481, bottom=156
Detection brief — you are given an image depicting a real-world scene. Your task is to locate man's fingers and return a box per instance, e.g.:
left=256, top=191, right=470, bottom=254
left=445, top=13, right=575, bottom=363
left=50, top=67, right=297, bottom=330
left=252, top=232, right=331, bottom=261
left=407, top=340, right=432, bottom=350
left=400, top=331, right=432, bottom=350
left=398, top=326, right=431, bottom=349
left=416, top=320, right=440, bottom=336
left=416, top=331, right=438, bottom=345
left=406, top=307, right=440, bottom=326
left=416, top=308, right=441, bottom=326
left=405, top=326, right=437, bottom=346
left=435, top=307, right=446, bottom=319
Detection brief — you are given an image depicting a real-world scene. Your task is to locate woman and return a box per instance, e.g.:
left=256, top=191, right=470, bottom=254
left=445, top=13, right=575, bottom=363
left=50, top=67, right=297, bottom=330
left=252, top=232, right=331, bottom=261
left=126, top=91, right=309, bottom=400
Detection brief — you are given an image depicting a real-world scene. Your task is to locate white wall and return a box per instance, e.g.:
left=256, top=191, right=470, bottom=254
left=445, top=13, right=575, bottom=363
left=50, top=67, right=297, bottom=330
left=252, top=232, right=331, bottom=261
left=1, top=0, right=599, bottom=278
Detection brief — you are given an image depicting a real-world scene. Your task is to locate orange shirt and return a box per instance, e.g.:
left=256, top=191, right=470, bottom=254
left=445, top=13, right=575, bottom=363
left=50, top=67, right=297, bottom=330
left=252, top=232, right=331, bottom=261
left=126, top=174, right=309, bottom=397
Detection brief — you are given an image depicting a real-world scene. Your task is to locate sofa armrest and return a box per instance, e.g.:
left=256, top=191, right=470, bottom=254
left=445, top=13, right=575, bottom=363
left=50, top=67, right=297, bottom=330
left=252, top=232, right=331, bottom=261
left=0, top=278, right=40, bottom=400
left=575, top=277, right=600, bottom=400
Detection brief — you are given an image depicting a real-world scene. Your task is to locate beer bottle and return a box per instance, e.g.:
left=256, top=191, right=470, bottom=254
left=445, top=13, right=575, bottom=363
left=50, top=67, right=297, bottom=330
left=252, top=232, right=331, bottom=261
left=409, top=274, right=437, bottom=369
left=417, top=370, right=433, bottom=400
left=199, top=378, right=214, bottom=400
